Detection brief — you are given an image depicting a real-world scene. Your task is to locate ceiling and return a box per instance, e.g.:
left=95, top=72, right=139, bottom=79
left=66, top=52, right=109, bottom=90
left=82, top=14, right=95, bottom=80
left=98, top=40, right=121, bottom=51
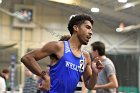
left=0, top=0, right=140, bottom=32
left=39, top=0, right=140, bottom=32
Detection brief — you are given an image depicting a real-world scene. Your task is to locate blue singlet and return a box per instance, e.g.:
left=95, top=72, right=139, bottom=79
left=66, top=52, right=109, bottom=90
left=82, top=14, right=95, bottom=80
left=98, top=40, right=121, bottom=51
left=49, top=41, right=86, bottom=93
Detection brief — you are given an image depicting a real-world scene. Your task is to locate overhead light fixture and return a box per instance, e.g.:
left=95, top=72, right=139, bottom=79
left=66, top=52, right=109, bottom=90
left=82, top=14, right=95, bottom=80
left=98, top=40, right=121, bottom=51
left=118, top=0, right=127, bottom=3
left=116, top=28, right=123, bottom=32
left=48, top=0, right=80, bottom=5
left=0, top=0, right=2, bottom=4
left=116, top=22, right=125, bottom=32
left=116, top=23, right=140, bottom=32
left=115, top=1, right=140, bottom=11
left=123, top=3, right=135, bottom=9
left=91, top=7, right=100, bottom=13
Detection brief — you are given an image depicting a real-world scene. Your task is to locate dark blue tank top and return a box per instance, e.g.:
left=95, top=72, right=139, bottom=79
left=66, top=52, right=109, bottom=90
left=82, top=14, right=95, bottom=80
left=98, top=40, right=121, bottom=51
left=49, top=41, right=86, bottom=93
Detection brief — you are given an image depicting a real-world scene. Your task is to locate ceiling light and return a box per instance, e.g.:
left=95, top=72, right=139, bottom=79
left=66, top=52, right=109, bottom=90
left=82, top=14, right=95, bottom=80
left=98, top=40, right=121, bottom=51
left=91, top=7, right=100, bottom=13
left=48, top=0, right=79, bottom=5
left=116, top=28, right=124, bottom=32
left=0, top=0, right=2, bottom=4
left=115, top=1, right=140, bottom=11
left=123, top=3, right=135, bottom=9
left=116, top=24, right=140, bottom=32
left=118, top=0, right=127, bottom=3
left=116, top=22, right=125, bottom=32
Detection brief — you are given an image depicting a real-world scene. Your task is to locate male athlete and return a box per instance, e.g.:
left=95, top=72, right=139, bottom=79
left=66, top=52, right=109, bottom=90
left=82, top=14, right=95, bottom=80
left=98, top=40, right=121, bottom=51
left=21, top=14, right=103, bottom=93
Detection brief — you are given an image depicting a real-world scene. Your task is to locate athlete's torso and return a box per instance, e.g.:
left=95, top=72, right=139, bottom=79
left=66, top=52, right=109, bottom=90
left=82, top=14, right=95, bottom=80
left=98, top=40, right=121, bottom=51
left=49, top=41, right=86, bottom=93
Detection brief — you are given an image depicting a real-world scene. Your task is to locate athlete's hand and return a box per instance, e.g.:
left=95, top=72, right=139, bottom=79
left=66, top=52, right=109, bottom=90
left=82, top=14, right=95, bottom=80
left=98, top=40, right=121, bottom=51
left=92, top=57, right=104, bottom=74
left=38, top=75, right=50, bottom=91
left=94, top=57, right=104, bottom=70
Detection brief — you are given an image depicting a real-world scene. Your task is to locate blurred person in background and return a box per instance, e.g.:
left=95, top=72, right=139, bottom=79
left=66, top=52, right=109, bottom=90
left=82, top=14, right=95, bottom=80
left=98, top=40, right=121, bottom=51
left=2, top=69, right=10, bottom=81
left=91, top=41, right=118, bottom=93
left=2, top=69, right=10, bottom=91
left=23, top=69, right=37, bottom=93
left=0, top=71, right=6, bottom=93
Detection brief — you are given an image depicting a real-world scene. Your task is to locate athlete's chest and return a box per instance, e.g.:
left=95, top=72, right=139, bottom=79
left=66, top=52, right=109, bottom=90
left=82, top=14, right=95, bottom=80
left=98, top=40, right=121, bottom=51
left=63, top=54, right=86, bottom=73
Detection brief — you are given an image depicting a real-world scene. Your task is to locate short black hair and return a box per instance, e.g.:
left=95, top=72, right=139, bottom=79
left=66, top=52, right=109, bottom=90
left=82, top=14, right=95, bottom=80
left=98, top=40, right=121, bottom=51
left=91, top=41, right=105, bottom=56
left=68, top=14, right=94, bottom=35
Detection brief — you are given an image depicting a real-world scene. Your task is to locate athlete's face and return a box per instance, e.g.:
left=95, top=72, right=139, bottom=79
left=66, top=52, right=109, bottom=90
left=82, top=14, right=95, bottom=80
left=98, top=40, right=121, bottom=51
left=77, top=20, right=93, bottom=45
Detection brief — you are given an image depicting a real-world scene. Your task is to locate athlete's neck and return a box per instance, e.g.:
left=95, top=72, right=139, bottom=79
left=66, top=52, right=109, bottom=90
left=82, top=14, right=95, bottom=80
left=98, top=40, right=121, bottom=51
left=69, top=35, right=81, bottom=51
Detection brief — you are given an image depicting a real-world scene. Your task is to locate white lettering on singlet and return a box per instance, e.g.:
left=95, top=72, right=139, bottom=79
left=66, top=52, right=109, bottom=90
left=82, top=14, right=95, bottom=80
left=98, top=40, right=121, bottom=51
left=65, top=61, right=85, bottom=72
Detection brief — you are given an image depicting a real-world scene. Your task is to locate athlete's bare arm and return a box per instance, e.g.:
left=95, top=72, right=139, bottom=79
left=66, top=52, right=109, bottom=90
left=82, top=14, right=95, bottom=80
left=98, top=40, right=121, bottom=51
left=21, top=41, right=64, bottom=90
left=82, top=51, right=103, bottom=90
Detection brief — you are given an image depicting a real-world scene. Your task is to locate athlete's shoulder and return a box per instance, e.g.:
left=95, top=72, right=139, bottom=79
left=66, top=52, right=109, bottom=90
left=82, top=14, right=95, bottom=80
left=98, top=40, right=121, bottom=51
left=43, top=41, right=63, bottom=48
left=41, top=41, right=64, bottom=54
left=82, top=50, right=90, bottom=58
